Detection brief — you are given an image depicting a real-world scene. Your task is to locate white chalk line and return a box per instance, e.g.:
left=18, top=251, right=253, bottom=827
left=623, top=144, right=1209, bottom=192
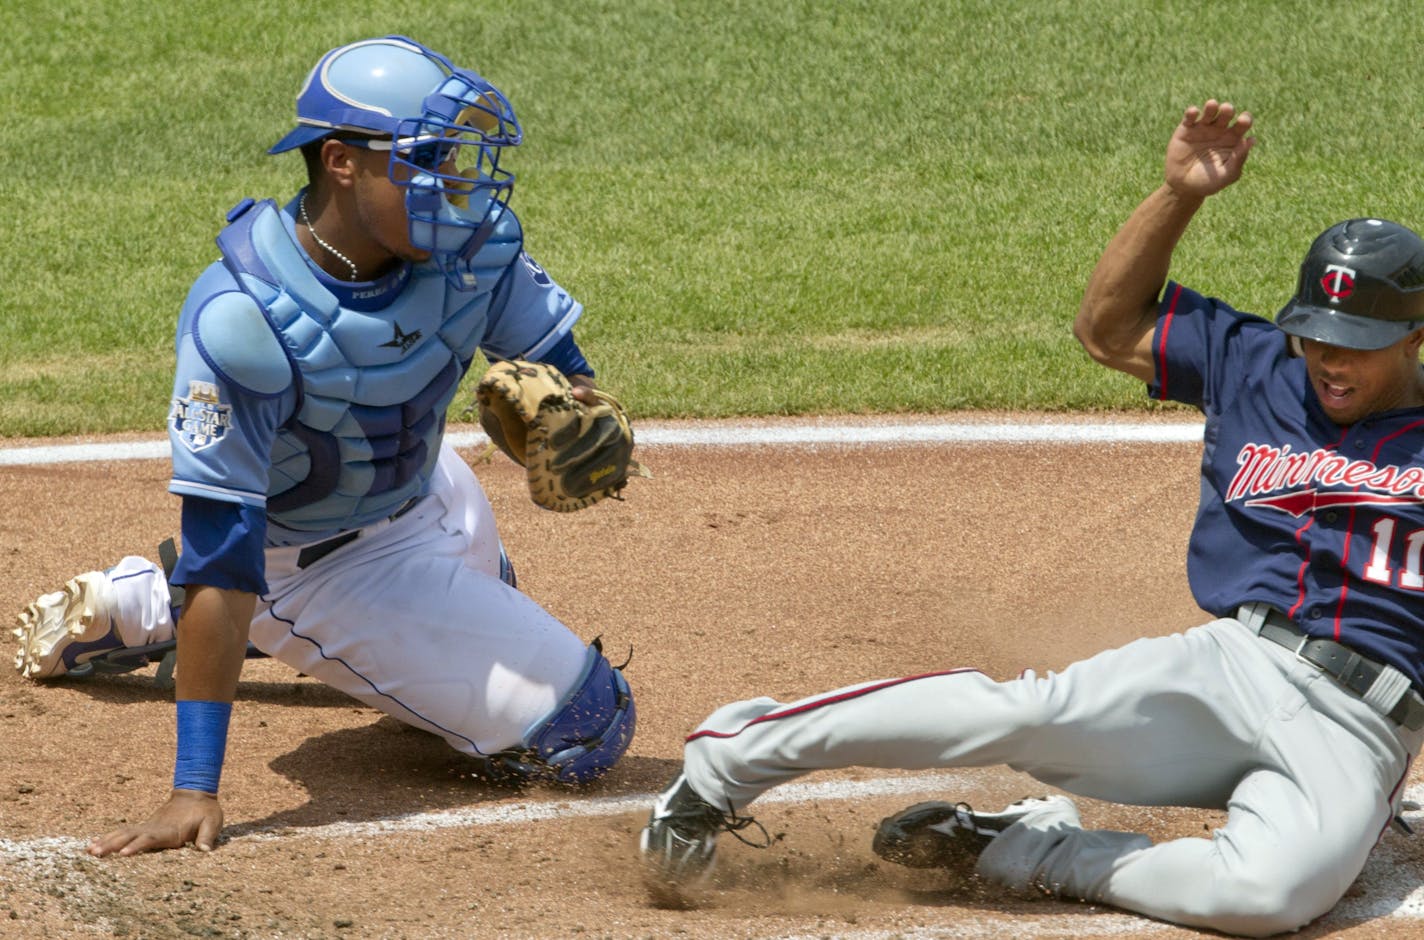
left=0, top=772, right=971, bottom=861
left=0, top=421, right=1206, bottom=467
left=4, top=776, right=1424, bottom=935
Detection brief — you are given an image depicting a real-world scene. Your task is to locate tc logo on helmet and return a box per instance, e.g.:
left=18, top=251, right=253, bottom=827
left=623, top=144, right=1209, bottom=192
left=1320, top=264, right=1356, bottom=302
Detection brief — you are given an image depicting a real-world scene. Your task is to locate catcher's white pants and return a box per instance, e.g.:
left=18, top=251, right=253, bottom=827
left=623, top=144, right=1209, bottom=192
left=100, top=444, right=587, bottom=757
left=681, top=618, right=1423, bottom=937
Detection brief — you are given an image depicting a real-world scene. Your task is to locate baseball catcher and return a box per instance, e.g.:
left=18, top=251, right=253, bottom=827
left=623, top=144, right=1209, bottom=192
left=15, top=35, right=641, bottom=860
left=473, top=359, right=648, bottom=511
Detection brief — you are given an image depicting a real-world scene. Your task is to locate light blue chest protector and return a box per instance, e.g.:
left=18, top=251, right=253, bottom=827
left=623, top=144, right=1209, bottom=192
left=212, top=198, right=522, bottom=531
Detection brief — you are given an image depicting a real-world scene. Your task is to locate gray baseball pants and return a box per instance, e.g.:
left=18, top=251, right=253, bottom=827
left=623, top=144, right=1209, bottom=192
left=680, top=616, right=1422, bottom=937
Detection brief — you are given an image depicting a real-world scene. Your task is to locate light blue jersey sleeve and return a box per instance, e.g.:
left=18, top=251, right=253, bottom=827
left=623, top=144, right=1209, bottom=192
left=167, top=263, right=296, bottom=508
left=479, top=250, right=584, bottom=362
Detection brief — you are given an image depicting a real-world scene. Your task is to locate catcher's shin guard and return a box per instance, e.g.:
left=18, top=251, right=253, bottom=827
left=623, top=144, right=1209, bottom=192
left=492, top=639, right=636, bottom=783
left=498, top=547, right=517, bottom=589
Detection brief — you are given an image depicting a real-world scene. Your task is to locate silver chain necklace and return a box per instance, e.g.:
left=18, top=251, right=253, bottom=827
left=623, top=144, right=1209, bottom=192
left=300, top=193, right=360, bottom=281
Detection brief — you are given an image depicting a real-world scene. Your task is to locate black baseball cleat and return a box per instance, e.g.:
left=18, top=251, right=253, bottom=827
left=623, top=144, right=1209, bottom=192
left=639, top=772, right=768, bottom=906
left=873, top=795, right=1073, bottom=870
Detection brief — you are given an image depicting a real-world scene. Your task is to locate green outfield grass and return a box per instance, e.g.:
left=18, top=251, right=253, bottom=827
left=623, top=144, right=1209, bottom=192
left=3, top=0, right=1422, bottom=436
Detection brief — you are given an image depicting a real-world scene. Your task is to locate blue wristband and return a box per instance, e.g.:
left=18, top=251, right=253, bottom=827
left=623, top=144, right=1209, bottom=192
left=174, top=700, right=232, bottom=794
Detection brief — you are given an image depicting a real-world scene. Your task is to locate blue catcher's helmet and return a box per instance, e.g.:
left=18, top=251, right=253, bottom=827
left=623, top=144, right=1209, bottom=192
left=269, top=35, right=523, bottom=290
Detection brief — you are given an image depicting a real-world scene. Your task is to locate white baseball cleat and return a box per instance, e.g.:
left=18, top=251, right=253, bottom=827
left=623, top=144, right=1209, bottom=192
left=13, top=572, right=125, bottom=679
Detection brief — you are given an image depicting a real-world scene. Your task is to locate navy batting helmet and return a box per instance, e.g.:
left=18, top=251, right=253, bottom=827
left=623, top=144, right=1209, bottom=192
left=1276, top=218, right=1424, bottom=350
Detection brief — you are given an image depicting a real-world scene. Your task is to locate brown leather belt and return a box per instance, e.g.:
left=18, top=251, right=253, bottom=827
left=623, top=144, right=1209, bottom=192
left=1252, top=606, right=1424, bottom=731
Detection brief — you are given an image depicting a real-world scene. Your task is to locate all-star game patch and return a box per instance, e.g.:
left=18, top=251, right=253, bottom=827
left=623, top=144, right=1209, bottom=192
left=171, top=380, right=232, bottom=451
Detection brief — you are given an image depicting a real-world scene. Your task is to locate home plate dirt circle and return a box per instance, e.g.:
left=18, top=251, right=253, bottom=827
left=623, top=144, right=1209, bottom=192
left=1, top=414, right=1418, bottom=939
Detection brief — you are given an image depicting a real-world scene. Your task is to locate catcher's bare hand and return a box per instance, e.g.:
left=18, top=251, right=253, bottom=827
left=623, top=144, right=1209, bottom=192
left=87, top=789, right=224, bottom=857
left=568, top=375, right=598, bottom=404
left=1165, top=99, right=1255, bottom=199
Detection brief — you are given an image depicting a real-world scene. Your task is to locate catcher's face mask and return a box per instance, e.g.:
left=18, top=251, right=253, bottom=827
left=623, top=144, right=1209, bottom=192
left=394, top=71, right=522, bottom=291
left=267, top=35, right=521, bottom=292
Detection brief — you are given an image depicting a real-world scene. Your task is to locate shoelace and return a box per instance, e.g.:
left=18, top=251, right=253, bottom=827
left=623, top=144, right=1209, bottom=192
left=953, top=797, right=1047, bottom=840
left=718, top=806, right=773, bottom=849
left=673, top=798, right=773, bottom=849
left=951, top=802, right=1003, bottom=841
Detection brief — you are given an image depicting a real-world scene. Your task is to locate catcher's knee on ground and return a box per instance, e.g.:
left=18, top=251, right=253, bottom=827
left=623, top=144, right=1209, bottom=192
left=488, top=640, right=636, bottom=783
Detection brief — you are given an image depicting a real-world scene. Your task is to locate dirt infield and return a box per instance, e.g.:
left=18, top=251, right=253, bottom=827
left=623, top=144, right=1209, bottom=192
left=2, top=417, right=1421, bottom=939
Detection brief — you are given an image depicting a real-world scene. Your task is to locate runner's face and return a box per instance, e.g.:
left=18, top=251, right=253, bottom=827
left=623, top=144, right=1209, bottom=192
left=1300, top=330, right=1424, bottom=424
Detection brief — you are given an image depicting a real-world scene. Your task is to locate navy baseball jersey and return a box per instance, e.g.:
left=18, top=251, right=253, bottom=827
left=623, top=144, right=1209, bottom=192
left=1152, top=282, right=1424, bottom=687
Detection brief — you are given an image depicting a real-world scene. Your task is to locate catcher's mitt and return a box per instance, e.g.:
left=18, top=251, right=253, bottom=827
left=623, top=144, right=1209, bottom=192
left=473, top=360, right=648, bottom=512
